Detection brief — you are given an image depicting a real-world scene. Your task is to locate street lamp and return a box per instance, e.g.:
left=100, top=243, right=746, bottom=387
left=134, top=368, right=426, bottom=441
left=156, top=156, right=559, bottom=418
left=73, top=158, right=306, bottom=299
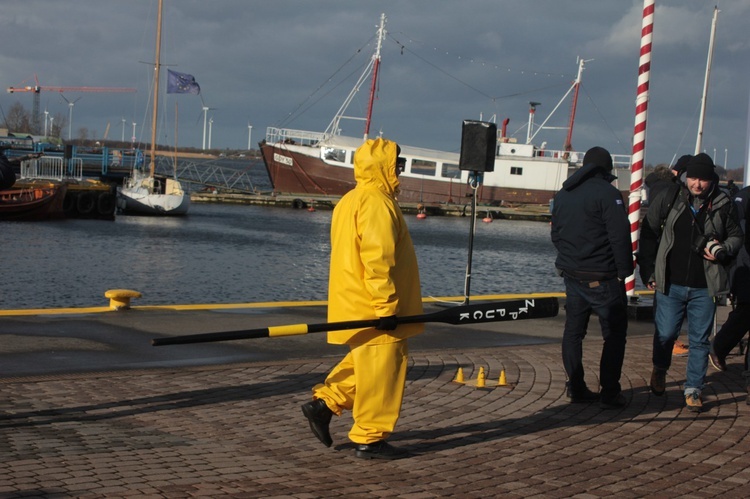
left=121, top=118, right=127, bottom=143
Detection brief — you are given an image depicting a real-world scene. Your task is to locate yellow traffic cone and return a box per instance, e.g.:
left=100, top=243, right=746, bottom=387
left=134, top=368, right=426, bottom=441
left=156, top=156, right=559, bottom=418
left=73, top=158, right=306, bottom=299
left=498, top=369, right=507, bottom=386
left=476, top=366, right=486, bottom=388
left=453, top=367, right=465, bottom=384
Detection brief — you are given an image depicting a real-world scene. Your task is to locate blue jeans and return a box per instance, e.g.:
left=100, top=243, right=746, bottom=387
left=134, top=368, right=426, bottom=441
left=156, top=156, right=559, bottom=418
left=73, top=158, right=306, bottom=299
left=562, top=276, right=628, bottom=400
left=652, top=285, right=716, bottom=395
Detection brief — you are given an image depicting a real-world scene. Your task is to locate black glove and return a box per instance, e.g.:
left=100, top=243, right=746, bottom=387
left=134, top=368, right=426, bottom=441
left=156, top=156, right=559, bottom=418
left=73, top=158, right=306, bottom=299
left=375, top=315, right=398, bottom=331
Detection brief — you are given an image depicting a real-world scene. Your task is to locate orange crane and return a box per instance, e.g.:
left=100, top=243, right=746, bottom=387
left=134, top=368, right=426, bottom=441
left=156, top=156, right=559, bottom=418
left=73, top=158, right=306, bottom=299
left=6, top=75, right=136, bottom=135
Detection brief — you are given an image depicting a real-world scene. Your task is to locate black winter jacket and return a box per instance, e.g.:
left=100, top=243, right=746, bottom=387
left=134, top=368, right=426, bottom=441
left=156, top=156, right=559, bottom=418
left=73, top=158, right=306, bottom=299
left=551, top=163, right=633, bottom=281
left=0, top=152, right=15, bottom=190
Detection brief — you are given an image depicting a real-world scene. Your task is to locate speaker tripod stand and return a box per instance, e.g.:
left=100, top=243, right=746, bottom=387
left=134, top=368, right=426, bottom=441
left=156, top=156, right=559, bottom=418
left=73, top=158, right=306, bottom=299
left=462, top=171, right=482, bottom=306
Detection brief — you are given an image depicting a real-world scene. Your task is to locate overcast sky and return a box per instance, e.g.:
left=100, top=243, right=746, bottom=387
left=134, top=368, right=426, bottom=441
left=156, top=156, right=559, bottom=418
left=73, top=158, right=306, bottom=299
left=1, top=1, right=748, bottom=170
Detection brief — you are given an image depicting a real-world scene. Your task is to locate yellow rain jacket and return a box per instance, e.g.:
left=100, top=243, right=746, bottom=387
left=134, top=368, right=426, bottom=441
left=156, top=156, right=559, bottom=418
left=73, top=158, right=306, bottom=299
left=327, top=138, right=424, bottom=345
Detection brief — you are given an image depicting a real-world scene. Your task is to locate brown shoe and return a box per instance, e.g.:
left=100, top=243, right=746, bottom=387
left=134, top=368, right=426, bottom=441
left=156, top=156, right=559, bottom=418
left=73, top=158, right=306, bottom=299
left=685, top=392, right=703, bottom=413
left=708, top=344, right=727, bottom=372
left=650, top=367, right=667, bottom=396
left=672, top=341, right=689, bottom=357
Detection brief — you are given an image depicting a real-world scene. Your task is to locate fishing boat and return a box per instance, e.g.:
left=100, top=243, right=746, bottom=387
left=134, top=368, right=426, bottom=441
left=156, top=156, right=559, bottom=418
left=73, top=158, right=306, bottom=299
left=117, top=0, right=190, bottom=216
left=260, top=14, right=631, bottom=207
left=0, top=181, right=67, bottom=221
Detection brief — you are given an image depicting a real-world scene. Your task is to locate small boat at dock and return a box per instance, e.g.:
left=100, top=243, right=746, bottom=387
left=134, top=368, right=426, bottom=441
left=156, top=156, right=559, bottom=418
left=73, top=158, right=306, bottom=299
left=0, top=181, right=67, bottom=221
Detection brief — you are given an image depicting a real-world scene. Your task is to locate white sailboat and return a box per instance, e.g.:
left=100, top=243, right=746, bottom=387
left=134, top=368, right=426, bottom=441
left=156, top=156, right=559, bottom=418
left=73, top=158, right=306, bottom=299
left=117, top=0, right=190, bottom=216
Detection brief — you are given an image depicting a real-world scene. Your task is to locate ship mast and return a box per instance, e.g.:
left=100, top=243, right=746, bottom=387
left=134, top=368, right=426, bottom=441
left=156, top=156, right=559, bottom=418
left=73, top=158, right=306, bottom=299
left=363, top=13, right=386, bottom=140
left=563, top=57, right=587, bottom=152
left=149, top=0, right=163, bottom=178
left=695, top=6, right=719, bottom=155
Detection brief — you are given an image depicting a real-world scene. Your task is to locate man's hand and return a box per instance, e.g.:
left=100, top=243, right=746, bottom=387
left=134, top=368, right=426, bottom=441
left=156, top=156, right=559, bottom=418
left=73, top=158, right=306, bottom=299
left=375, top=315, right=398, bottom=331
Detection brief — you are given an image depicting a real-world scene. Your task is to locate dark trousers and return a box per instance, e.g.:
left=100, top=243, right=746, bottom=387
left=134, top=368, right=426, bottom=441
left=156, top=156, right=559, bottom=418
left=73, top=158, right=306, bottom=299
left=713, top=301, right=750, bottom=371
left=562, top=276, right=628, bottom=399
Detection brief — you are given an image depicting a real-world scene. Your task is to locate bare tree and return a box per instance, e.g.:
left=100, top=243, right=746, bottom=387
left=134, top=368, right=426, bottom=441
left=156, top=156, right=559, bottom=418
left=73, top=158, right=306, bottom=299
left=3, top=102, right=32, bottom=132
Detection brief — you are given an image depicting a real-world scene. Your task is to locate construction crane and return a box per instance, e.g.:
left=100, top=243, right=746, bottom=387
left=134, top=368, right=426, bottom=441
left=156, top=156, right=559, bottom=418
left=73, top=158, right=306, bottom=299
left=7, top=75, right=136, bottom=135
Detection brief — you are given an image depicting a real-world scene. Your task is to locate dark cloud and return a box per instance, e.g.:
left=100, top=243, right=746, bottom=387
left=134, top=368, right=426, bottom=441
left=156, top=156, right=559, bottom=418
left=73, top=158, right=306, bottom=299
left=1, top=0, right=746, bottom=172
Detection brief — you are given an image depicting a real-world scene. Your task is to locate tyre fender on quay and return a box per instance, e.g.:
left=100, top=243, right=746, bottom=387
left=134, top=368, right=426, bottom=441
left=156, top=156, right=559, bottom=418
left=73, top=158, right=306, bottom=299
left=76, top=191, right=97, bottom=217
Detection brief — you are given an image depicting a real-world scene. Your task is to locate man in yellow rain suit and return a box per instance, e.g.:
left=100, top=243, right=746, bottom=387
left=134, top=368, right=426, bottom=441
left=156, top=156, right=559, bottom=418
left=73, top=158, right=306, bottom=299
left=301, top=138, right=424, bottom=460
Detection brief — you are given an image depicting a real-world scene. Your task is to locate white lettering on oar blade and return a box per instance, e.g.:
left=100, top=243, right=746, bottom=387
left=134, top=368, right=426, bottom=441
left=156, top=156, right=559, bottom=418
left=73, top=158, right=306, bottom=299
left=459, top=299, right=537, bottom=323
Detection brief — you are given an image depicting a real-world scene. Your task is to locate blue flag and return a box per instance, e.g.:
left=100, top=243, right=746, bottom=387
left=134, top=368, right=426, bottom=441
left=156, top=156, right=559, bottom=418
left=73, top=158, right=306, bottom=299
left=166, top=69, right=201, bottom=95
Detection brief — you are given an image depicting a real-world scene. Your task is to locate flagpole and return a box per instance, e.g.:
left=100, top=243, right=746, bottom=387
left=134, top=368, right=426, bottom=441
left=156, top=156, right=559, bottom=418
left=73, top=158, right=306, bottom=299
left=626, top=0, right=654, bottom=298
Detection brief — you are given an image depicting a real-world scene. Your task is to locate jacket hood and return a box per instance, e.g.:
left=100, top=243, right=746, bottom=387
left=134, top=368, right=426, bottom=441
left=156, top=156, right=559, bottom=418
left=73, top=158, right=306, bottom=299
left=353, top=138, right=400, bottom=196
left=562, top=162, right=616, bottom=191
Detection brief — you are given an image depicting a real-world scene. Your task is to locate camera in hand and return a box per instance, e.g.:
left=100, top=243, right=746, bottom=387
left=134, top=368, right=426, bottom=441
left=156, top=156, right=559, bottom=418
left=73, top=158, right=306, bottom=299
left=692, top=233, right=726, bottom=261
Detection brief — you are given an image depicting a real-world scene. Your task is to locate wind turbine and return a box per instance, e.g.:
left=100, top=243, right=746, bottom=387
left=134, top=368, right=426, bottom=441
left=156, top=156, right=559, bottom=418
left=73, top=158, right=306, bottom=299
left=208, top=117, right=214, bottom=149
left=60, top=94, right=81, bottom=141
left=247, top=123, right=253, bottom=150
left=201, top=105, right=216, bottom=150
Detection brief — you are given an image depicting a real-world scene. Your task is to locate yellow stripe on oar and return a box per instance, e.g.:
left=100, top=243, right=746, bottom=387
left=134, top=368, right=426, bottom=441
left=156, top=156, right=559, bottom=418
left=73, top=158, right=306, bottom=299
left=268, top=324, right=310, bottom=337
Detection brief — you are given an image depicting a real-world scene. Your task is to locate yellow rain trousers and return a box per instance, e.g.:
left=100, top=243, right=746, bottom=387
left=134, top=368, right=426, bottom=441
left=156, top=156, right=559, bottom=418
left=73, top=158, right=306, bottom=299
left=313, top=341, right=408, bottom=444
left=312, top=137, right=424, bottom=444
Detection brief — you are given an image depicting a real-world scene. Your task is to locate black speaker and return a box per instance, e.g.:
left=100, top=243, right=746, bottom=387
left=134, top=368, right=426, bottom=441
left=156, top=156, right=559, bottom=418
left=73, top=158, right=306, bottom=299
left=64, top=144, right=74, bottom=160
left=459, top=120, right=497, bottom=172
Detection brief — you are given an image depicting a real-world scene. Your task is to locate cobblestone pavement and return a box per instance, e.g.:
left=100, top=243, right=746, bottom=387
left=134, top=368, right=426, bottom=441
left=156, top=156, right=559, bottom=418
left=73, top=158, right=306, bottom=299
left=2, top=332, right=749, bottom=498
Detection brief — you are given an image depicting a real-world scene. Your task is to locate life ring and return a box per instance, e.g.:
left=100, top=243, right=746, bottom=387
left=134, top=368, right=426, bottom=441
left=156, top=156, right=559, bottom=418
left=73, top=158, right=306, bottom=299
left=97, top=192, right=116, bottom=217
left=76, top=192, right=97, bottom=216
left=63, top=192, right=78, bottom=216
left=291, top=198, right=307, bottom=210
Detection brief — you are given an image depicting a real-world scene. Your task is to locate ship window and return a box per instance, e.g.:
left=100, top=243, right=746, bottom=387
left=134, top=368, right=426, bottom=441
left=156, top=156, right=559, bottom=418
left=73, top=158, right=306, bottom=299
left=441, top=162, right=460, bottom=178
left=511, top=166, right=523, bottom=175
left=411, top=159, right=436, bottom=176
left=322, top=147, right=346, bottom=163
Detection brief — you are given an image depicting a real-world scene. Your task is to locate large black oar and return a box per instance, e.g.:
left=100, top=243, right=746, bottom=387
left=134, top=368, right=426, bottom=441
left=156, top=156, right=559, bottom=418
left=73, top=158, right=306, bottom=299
left=151, top=297, right=558, bottom=346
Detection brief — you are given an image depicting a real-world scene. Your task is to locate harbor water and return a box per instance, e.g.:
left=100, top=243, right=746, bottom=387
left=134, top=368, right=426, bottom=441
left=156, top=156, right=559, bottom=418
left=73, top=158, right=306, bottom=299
left=1, top=201, right=562, bottom=310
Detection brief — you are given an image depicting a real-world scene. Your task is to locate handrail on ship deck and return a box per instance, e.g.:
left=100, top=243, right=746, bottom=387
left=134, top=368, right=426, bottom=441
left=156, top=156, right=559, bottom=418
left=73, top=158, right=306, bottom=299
left=264, top=126, right=632, bottom=169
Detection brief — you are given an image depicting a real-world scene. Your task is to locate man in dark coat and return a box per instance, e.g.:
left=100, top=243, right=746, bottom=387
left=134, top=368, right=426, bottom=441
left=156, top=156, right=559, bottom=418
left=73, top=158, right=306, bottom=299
left=551, top=146, right=633, bottom=409
left=709, top=185, right=750, bottom=396
left=0, top=149, right=17, bottom=190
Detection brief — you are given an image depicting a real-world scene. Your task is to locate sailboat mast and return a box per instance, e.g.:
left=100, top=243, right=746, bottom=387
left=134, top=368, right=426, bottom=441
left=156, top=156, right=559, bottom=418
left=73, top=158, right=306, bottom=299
left=363, top=13, right=386, bottom=141
left=695, top=6, right=719, bottom=155
left=149, top=0, right=164, bottom=177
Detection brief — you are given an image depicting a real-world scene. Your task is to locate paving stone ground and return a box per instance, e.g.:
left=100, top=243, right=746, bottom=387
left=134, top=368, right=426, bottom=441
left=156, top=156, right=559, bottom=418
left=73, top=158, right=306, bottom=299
left=2, top=310, right=749, bottom=498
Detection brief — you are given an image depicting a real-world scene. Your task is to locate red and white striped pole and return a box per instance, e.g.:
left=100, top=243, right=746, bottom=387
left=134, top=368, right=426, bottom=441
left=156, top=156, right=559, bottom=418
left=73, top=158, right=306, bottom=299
left=626, top=0, right=655, bottom=297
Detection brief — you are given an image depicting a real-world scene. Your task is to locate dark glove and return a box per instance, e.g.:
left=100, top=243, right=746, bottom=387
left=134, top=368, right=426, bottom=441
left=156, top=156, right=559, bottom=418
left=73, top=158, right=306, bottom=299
left=375, top=315, right=398, bottom=331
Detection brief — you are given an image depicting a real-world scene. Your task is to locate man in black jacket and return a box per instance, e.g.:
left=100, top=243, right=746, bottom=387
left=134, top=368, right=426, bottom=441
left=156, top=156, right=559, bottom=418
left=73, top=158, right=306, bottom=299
left=709, top=185, right=750, bottom=395
left=551, top=146, right=633, bottom=409
left=0, top=149, right=17, bottom=190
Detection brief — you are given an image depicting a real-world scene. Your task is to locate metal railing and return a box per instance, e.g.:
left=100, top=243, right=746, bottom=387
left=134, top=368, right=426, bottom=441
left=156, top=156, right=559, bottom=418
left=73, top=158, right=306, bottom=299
left=153, top=157, right=261, bottom=194
left=19, top=156, right=83, bottom=180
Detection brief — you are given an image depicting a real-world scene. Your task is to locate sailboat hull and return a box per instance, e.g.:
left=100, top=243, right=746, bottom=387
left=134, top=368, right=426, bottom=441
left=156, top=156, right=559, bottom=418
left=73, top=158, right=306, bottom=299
left=117, top=188, right=190, bottom=216
left=117, top=172, right=190, bottom=216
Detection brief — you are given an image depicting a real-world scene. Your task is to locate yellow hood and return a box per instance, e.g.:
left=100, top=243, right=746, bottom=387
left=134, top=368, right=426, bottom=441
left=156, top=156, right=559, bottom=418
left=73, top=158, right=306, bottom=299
left=353, top=138, right=400, bottom=197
